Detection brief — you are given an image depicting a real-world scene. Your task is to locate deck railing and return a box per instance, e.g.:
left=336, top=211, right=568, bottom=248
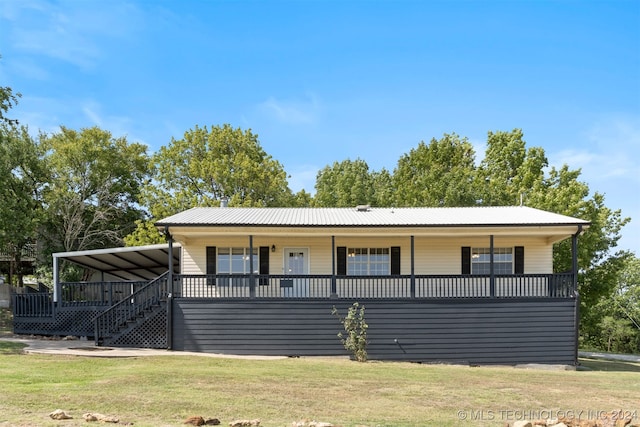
left=60, top=281, right=149, bottom=306
left=176, top=273, right=576, bottom=299
left=12, top=292, right=54, bottom=317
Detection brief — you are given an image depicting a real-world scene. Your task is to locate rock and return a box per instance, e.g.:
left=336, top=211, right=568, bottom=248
left=83, top=412, right=119, bottom=423
left=83, top=413, right=98, bottom=422
left=49, top=409, right=73, bottom=420
left=549, top=423, right=568, bottom=427
left=513, top=421, right=533, bottom=427
left=184, top=416, right=206, bottom=426
left=205, top=419, right=221, bottom=426
left=229, top=420, right=260, bottom=427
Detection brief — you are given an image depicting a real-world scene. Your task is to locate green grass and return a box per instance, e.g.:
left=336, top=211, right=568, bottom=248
left=0, top=353, right=638, bottom=427
left=0, top=340, right=26, bottom=354
left=0, top=307, right=12, bottom=335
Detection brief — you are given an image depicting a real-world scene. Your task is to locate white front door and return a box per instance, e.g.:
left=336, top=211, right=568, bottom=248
left=284, top=248, right=309, bottom=297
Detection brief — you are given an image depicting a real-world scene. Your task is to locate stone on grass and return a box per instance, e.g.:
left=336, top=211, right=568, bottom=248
left=83, top=412, right=119, bottom=423
left=205, top=419, right=221, bottom=425
left=229, top=420, right=260, bottom=427
left=49, top=409, right=72, bottom=420
left=184, top=416, right=205, bottom=426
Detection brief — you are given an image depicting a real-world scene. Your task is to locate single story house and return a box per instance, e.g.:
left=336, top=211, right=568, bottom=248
left=13, top=205, right=589, bottom=365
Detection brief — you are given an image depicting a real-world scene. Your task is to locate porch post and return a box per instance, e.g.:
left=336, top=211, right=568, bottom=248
left=53, top=254, right=60, bottom=303
left=410, top=236, right=415, bottom=298
left=572, top=225, right=582, bottom=294
left=331, top=236, right=337, bottom=298
left=249, top=235, right=255, bottom=298
left=165, top=227, right=174, bottom=350
left=489, top=235, right=495, bottom=297
left=165, top=227, right=174, bottom=294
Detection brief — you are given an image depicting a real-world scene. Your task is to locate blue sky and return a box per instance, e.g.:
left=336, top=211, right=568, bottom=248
left=1, top=0, right=639, bottom=255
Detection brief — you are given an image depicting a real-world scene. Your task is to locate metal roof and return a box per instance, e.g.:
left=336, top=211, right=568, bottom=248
left=53, top=243, right=181, bottom=281
left=155, top=206, right=590, bottom=228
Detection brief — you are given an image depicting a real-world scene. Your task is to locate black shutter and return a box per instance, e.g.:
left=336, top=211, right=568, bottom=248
left=259, top=246, right=270, bottom=286
left=391, top=246, right=401, bottom=275
left=337, top=246, right=347, bottom=276
left=514, top=246, right=525, bottom=274
left=461, top=246, right=471, bottom=275
left=206, top=246, right=216, bottom=286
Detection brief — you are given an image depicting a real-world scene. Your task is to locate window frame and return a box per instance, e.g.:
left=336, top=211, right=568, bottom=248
left=346, top=247, right=390, bottom=276
left=471, top=247, right=513, bottom=275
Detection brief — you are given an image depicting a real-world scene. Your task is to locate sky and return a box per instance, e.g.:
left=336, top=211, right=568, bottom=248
left=0, top=0, right=639, bottom=255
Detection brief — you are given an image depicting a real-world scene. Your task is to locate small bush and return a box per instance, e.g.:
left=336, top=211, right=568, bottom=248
left=332, top=302, right=368, bottom=362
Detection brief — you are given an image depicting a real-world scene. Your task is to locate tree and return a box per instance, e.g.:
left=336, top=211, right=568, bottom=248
left=0, top=124, right=46, bottom=285
left=0, top=57, right=21, bottom=126
left=582, top=255, right=640, bottom=353
left=40, top=126, right=150, bottom=255
left=127, top=124, right=293, bottom=244
left=314, top=159, right=379, bottom=207
left=476, top=129, right=548, bottom=206
left=393, top=133, right=478, bottom=207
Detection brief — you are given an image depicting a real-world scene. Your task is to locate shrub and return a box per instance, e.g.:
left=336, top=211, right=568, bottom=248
left=332, top=302, right=368, bottom=362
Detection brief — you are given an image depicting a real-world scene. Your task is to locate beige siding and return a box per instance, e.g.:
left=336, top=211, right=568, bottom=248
left=178, top=235, right=554, bottom=276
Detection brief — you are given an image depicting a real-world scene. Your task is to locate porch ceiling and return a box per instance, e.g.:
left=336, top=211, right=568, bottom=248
left=53, top=244, right=181, bottom=281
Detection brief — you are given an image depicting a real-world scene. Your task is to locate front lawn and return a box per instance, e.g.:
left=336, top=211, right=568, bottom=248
left=0, top=351, right=638, bottom=427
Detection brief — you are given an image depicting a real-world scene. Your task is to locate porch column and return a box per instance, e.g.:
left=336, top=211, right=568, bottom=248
left=165, top=227, right=174, bottom=295
left=572, top=225, right=582, bottom=294
left=249, top=235, right=255, bottom=298
left=331, top=236, right=337, bottom=298
left=410, top=236, right=415, bottom=298
left=165, top=227, right=174, bottom=351
left=489, top=235, right=495, bottom=297
left=53, top=254, right=60, bottom=303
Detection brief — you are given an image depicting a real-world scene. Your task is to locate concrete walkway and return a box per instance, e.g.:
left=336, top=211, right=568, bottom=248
left=0, top=337, right=285, bottom=360
left=3, top=336, right=638, bottom=364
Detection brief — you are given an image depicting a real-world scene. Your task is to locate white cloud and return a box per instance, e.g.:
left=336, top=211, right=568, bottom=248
left=2, top=0, right=142, bottom=70
left=551, top=114, right=640, bottom=184
left=258, top=93, right=322, bottom=125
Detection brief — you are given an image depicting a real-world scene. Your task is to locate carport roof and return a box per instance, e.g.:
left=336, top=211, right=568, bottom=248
left=53, top=243, right=181, bottom=281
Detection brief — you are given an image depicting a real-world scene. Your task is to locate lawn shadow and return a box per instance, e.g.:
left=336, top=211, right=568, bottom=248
left=578, top=357, right=640, bottom=373
left=0, top=341, right=27, bottom=355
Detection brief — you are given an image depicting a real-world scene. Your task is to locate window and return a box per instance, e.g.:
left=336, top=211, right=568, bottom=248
left=347, top=248, right=390, bottom=275
left=217, top=247, right=258, bottom=274
left=471, top=247, right=512, bottom=274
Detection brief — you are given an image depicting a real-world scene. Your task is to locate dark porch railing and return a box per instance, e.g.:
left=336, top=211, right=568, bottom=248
left=176, top=273, right=576, bottom=299
left=60, top=281, right=149, bottom=306
left=12, top=292, right=54, bottom=317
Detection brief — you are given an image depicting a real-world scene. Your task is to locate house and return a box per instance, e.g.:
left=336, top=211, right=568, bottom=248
left=13, top=205, right=589, bottom=365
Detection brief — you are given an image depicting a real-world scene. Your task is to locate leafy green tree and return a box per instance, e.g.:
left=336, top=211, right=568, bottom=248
left=40, top=126, right=150, bottom=254
left=476, top=129, right=548, bottom=206
left=314, top=159, right=378, bottom=207
left=0, top=125, right=46, bottom=285
left=582, top=255, right=640, bottom=353
left=127, top=124, right=293, bottom=245
left=393, top=133, right=477, bottom=207
left=291, top=189, right=313, bottom=207
left=0, top=57, right=20, bottom=126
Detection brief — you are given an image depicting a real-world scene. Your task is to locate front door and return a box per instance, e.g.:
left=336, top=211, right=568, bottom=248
left=284, top=248, right=309, bottom=297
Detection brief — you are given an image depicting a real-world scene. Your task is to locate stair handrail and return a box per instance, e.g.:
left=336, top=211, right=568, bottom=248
left=94, top=272, right=170, bottom=345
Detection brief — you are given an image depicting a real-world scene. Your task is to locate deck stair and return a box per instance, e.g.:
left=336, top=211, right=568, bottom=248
left=94, top=272, right=170, bottom=348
